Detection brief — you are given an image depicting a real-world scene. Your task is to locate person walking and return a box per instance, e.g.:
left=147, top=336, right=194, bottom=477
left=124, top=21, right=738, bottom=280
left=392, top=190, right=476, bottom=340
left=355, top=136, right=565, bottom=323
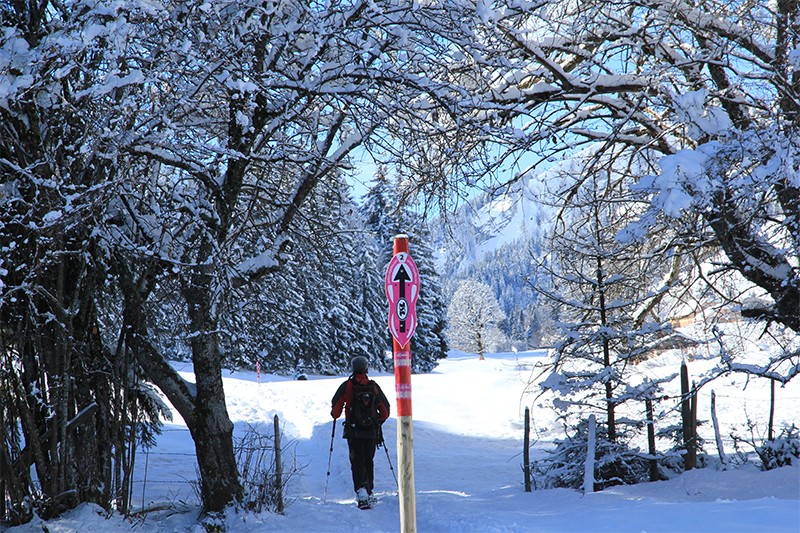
left=331, top=356, right=390, bottom=509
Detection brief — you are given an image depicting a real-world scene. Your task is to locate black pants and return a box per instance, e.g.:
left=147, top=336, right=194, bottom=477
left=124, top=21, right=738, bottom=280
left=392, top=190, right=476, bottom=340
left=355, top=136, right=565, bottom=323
left=347, top=437, right=377, bottom=494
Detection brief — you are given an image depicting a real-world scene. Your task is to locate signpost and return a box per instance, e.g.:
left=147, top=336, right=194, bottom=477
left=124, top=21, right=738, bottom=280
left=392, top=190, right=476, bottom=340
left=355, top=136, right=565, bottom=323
left=385, top=234, right=419, bottom=533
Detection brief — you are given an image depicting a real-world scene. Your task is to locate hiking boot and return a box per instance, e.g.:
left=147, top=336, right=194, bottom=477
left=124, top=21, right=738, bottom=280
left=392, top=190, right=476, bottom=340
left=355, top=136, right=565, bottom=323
left=356, top=488, right=370, bottom=509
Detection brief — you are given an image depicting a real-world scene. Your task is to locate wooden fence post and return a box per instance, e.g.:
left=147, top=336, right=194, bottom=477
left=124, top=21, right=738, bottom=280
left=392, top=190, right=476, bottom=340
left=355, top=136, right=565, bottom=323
left=583, top=414, right=596, bottom=494
left=1, top=451, right=5, bottom=522
left=273, top=414, right=284, bottom=514
left=1, top=406, right=5, bottom=522
left=646, top=398, right=658, bottom=481
left=710, top=390, right=727, bottom=464
left=524, top=407, right=531, bottom=492
left=768, top=379, right=776, bottom=441
left=689, top=380, right=698, bottom=469
left=0, top=407, right=5, bottom=522
left=680, top=361, right=697, bottom=470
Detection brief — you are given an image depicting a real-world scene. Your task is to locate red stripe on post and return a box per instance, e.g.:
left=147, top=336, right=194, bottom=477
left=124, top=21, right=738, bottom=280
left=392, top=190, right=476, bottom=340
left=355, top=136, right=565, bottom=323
left=394, top=342, right=413, bottom=416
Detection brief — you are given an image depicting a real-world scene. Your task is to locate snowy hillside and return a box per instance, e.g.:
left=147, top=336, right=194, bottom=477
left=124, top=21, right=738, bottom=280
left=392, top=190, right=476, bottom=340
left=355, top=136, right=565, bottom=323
left=433, top=174, right=549, bottom=281
left=10, top=349, right=800, bottom=533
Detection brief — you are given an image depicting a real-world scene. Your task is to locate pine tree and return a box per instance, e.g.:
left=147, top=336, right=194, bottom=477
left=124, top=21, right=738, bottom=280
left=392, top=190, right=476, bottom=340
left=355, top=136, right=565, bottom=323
left=225, top=173, right=389, bottom=376
left=360, top=167, right=396, bottom=250
left=331, top=187, right=392, bottom=373
left=360, top=169, right=449, bottom=371
left=348, top=228, right=393, bottom=372
left=538, top=170, right=677, bottom=442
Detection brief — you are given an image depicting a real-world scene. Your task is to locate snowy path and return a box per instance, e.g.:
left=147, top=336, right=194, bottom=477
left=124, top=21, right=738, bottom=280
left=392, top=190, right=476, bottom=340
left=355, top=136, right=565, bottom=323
left=11, top=351, right=798, bottom=532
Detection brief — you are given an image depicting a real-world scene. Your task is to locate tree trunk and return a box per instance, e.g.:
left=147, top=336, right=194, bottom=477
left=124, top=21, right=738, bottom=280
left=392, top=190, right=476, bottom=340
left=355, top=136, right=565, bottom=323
left=183, top=267, right=242, bottom=512
left=115, top=256, right=240, bottom=513
left=189, top=414, right=239, bottom=512
left=596, top=256, right=616, bottom=442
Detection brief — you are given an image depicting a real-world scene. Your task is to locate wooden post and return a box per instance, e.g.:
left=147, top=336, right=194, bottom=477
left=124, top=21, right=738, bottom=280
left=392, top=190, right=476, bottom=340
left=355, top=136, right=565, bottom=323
left=388, top=235, right=418, bottom=533
left=524, top=407, right=532, bottom=492
left=689, top=380, right=698, bottom=469
left=711, top=390, right=727, bottom=464
left=768, top=379, right=776, bottom=441
left=646, top=398, right=658, bottom=481
left=680, top=360, right=695, bottom=470
left=396, top=397, right=416, bottom=531
left=141, top=448, right=149, bottom=511
left=273, top=414, right=284, bottom=514
left=583, top=414, right=596, bottom=494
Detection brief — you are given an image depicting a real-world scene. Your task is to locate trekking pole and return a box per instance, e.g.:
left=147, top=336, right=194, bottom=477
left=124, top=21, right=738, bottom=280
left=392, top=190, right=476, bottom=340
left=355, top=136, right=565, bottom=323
left=323, top=419, right=336, bottom=503
left=381, top=436, right=398, bottom=487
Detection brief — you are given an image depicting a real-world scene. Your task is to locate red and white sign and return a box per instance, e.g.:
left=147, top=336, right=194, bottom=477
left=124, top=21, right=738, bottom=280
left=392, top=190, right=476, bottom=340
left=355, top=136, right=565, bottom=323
left=385, top=251, right=420, bottom=348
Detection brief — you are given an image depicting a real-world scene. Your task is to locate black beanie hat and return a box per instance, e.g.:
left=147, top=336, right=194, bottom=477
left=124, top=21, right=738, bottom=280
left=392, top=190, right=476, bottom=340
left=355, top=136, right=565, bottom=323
left=351, top=356, right=368, bottom=374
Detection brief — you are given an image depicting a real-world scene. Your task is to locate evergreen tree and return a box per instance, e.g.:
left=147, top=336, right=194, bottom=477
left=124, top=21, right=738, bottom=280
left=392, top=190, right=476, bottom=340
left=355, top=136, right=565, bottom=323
left=360, top=167, right=396, bottom=249
left=346, top=225, right=394, bottom=372
left=537, top=170, right=678, bottom=442
left=241, top=174, right=390, bottom=375
left=321, top=183, right=391, bottom=373
left=360, top=169, right=449, bottom=371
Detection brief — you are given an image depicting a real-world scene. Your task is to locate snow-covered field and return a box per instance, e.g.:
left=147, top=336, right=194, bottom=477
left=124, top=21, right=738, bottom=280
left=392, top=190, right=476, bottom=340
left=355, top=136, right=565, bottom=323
left=10, top=350, right=800, bottom=532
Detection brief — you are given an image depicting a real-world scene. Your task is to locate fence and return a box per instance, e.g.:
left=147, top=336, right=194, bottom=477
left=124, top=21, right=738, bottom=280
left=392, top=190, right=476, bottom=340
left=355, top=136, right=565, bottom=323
left=131, top=416, right=287, bottom=514
left=131, top=427, right=200, bottom=511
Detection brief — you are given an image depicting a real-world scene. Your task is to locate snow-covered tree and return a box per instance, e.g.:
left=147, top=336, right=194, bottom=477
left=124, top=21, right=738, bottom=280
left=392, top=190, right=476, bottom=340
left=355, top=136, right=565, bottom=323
left=430, top=176, right=554, bottom=350
left=453, top=235, right=543, bottom=348
left=361, top=170, right=450, bottom=371
left=447, top=280, right=507, bottom=359
left=225, top=173, right=387, bottom=375
left=537, top=168, right=679, bottom=443
left=0, top=0, right=172, bottom=519
left=360, top=168, right=397, bottom=248
left=288, top=176, right=390, bottom=374
left=0, top=0, right=493, bottom=517
left=473, top=0, right=800, bottom=381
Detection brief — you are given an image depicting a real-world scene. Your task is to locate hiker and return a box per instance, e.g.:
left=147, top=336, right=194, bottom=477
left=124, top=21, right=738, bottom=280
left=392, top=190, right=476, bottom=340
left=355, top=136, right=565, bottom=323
left=331, top=356, right=390, bottom=509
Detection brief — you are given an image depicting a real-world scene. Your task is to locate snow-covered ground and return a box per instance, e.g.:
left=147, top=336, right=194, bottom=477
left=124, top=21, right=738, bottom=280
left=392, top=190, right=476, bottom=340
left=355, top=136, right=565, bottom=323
left=9, top=350, right=800, bottom=532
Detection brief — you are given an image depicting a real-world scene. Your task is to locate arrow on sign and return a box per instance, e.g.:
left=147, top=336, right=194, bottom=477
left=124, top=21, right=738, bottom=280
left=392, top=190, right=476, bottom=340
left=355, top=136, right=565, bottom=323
left=394, top=265, right=411, bottom=332
left=395, top=265, right=410, bottom=297
left=385, top=252, right=419, bottom=348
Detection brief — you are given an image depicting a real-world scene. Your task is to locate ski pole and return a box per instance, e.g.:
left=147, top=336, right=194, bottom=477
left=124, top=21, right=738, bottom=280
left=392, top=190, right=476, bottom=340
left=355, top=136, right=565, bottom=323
left=323, top=419, right=336, bottom=503
left=381, top=436, right=398, bottom=487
